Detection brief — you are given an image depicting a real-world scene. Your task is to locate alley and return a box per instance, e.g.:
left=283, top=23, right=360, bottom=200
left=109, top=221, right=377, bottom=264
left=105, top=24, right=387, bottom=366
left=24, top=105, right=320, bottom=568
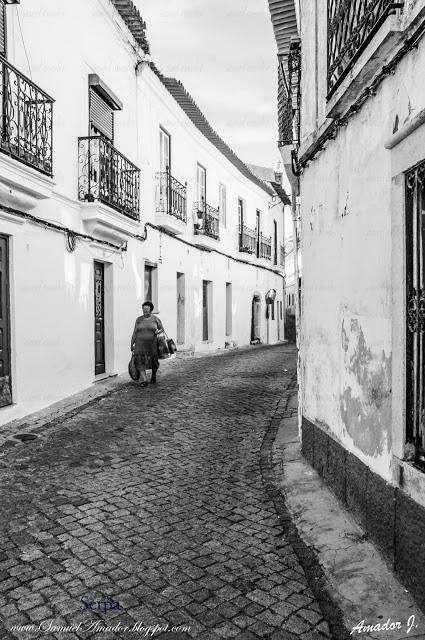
left=0, top=345, right=333, bottom=640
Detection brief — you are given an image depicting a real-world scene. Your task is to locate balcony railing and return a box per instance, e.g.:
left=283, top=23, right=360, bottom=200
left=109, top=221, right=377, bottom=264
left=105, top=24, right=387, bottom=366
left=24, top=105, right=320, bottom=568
left=156, top=169, right=187, bottom=222
left=193, top=198, right=219, bottom=240
left=327, top=0, right=404, bottom=95
left=259, top=233, right=272, bottom=260
left=0, top=55, right=53, bottom=176
left=78, top=136, right=140, bottom=220
left=239, top=225, right=257, bottom=255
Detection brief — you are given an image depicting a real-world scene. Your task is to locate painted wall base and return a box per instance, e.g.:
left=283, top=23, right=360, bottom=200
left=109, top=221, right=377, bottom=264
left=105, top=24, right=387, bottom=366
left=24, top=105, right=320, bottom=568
left=301, top=417, right=425, bottom=613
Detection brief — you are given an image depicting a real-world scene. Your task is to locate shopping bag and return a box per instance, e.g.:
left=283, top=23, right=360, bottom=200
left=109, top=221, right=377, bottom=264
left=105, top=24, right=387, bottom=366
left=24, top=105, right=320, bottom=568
left=157, top=334, right=170, bottom=359
left=128, top=354, right=139, bottom=380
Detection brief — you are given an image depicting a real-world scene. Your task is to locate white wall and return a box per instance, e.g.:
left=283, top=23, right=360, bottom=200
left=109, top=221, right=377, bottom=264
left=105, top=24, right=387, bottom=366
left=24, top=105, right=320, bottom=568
left=298, top=0, right=425, bottom=480
left=0, top=0, right=284, bottom=427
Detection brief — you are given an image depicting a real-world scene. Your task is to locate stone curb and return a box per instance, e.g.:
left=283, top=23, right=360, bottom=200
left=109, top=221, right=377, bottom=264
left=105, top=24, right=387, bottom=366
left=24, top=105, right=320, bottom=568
left=259, top=374, right=351, bottom=640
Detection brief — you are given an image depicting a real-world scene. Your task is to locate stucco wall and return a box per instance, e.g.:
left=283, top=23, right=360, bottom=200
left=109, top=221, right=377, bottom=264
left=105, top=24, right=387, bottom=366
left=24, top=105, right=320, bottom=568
left=0, top=0, right=285, bottom=427
left=299, top=3, right=425, bottom=479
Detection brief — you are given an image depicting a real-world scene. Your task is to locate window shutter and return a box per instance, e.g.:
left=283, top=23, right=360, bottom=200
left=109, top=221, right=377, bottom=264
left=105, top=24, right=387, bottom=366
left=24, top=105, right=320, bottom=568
left=89, top=88, right=114, bottom=141
left=0, top=2, right=7, bottom=59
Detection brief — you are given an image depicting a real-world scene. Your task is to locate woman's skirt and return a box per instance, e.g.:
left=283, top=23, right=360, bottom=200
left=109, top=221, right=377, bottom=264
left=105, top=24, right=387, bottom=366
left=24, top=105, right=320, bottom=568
left=133, top=337, right=159, bottom=371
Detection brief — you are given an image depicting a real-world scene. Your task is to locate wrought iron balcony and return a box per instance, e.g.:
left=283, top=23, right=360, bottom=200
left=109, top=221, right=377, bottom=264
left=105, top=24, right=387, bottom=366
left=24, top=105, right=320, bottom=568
left=327, top=0, right=404, bottom=95
left=239, top=225, right=257, bottom=255
left=259, top=233, right=272, bottom=260
left=156, top=169, right=187, bottom=222
left=193, top=198, right=219, bottom=240
left=78, top=136, right=140, bottom=220
left=0, top=55, right=53, bottom=176
left=278, top=67, right=293, bottom=148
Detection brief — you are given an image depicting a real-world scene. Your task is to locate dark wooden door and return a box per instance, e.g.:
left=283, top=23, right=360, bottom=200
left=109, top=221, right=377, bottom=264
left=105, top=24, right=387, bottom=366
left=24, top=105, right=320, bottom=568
left=0, top=234, right=11, bottom=408
left=94, top=261, right=105, bottom=375
left=251, top=296, right=261, bottom=342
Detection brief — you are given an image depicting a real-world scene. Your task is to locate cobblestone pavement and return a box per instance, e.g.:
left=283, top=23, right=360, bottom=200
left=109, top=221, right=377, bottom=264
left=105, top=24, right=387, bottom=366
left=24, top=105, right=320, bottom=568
left=0, top=345, right=334, bottom=640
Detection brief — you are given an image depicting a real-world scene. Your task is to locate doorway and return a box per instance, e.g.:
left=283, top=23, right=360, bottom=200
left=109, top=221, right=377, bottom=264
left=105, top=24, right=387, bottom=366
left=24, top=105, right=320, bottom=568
left=251, top=295, right=261, bottom=343
left=0, top=234, right=11, bottom=408
left=94, top=261, right=105, bottom=375
left=177, top=272, right=185, bottom=345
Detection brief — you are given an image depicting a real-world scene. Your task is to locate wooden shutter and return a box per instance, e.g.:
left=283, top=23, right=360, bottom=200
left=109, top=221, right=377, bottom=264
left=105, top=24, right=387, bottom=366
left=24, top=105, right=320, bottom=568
left=0, top=2, right=6, bottom=59
left=89, top=88, right=114, bottom=141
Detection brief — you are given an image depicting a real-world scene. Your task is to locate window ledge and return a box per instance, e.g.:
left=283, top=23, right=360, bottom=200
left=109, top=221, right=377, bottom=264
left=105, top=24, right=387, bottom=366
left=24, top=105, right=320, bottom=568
left=326, top=14, right=403, bottom=120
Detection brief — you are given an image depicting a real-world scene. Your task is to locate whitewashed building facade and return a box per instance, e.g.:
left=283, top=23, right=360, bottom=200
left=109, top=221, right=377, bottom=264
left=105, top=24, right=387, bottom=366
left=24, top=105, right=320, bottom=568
left=0, top=0, right=287, bottom=426
left=268, top=0, right=425, bottom=610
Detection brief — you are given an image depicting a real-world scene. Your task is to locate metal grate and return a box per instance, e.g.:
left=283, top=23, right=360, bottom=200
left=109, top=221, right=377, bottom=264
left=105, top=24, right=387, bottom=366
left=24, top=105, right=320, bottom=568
left=239, top=225, right=257, bottom=255
left=78, top=136, right=140, bottom=219
left=0, top=55, right=54, bottom=175
left=406, top=159, right=425, bottom=469
left=327, top=0, right=404, bottom=95
left=156, top=169, right=187, bottom=222
left=259, top=234, right=272, bottom=260
left=193, top=198, right=219, bottom=240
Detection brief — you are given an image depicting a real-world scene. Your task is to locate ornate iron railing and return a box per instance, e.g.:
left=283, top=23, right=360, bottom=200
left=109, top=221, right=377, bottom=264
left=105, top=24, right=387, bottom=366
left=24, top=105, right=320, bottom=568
left=259, top=233, right=272, bottom=260
left=278, top=40, right=301, bottom=148
left=327, top=0, right=404, bottom=95
left=278, top=64, right=293, bottom=147
left=78, top=136, right=140, bottom=220
left=156, top=169, right=187, bottom=222
left=193, top=198, right=219, bottom=240
left=239, top=225, right=257, bottom=255
left=405, top=160, right=425, bottom=468
left=0, top=55, right=53, bottom=176
left=280, top=244, right=285, bottom=266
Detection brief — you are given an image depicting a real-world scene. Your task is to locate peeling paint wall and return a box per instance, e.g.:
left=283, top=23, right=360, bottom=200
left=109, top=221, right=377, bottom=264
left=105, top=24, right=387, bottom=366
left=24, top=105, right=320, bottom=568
left=299, top=3, right=425, bottom=480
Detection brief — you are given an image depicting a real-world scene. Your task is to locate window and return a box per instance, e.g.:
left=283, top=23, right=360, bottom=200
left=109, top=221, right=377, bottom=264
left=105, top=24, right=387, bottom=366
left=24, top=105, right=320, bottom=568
left=256, top=210, right=261, bottom=258
left=271, top=301, right=275, bottom=321
left=202, top=280, right=213, bottom=341
left=219, top=184, right=227, bottom=227
left=177, top=272, right=185, bottom=345
left=280, top=301, right=283, bottom=320
left=225, top=283, right=232, bottom=336
left=144, top=262, right=158, bottom=311
left=238, top=198, right=244, bottom=230
left=197, top=164, right=206, bottom=203
left=274, top=220, right=278, bottom=265
left=160, top=127, right=171, bottom=173
left=88, top=75, right=123, bottom=142
left=89, top=88, right=114, bottom=141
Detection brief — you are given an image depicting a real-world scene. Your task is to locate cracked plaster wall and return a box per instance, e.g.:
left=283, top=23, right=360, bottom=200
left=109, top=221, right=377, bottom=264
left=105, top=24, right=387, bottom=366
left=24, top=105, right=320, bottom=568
left=299, top=9, right=425, bottom=480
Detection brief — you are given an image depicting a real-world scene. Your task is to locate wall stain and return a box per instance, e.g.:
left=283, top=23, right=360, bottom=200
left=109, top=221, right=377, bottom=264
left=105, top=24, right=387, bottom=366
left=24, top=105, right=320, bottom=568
left=340, top=316, right=391, bottom=458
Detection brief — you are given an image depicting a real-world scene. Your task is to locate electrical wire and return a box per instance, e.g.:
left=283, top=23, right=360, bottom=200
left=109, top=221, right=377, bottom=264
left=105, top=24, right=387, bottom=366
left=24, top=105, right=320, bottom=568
left=16, top=6, right=32, bottom=81
left=299, top=17, right=425, bottom=169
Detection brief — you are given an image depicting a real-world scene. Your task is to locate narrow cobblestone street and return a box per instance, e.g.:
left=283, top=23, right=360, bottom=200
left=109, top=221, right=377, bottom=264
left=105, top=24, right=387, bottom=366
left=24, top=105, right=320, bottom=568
left=0, top=345, right=334, bottom=640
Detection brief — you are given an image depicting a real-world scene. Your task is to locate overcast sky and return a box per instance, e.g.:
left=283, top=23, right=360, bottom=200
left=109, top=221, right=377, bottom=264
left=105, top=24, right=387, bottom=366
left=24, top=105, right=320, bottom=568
left=134, top=0, right=278, bottom=168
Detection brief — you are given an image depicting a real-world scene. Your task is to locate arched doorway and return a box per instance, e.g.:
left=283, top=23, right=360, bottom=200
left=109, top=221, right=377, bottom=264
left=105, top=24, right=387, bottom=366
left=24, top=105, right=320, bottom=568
left=251, top=295, right=261, bottom=343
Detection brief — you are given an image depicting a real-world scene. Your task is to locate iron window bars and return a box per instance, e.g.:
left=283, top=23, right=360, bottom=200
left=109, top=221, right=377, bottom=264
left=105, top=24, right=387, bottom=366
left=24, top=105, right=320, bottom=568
left=259, top=233, right=272, bottom=260
left=239, top=225, right=258, bottom=255
left=78, top=136, right=140, bottom=220
left=327, top=0, right=404, bottom=95
left=278, top=40, right=301, bottom=148
left=193, top=197, right=220, bottom=240
left=156, top=167, right=187, bottom=223
left=406, top=160, right=425, bottom=469
left=0, top=55, right=53, bottom=176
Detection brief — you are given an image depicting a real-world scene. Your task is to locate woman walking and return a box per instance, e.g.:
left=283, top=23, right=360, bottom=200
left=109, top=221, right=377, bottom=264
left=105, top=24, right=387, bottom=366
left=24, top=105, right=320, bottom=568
left=131, top=301, right=164, bottom=386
